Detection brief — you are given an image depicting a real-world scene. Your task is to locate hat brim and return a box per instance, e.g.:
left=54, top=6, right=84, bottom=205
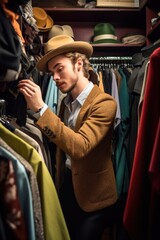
left=93, top=39, right=121, bottom=44
left=37, top=15, right=54, bottom=32
left=37, top=42, right=93, bottom=72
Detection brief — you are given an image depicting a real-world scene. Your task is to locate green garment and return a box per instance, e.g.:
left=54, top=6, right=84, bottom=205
left=0, top=123, right=70, bottom=240
left=114, top=68, right=130, bottom=198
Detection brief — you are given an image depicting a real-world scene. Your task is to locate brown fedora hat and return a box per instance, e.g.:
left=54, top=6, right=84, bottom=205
left=48, top=25, right=74, bottom=40
left=33, top=7, right=54, bottom=32
left=37, top=35, right=93, bottom=72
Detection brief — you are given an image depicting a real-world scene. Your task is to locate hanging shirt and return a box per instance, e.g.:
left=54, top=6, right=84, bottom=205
left=64, top=81, right=94, bottom=169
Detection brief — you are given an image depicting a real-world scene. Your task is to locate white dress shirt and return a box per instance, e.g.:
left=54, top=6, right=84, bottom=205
left=63, top=81, right=94, bottom=169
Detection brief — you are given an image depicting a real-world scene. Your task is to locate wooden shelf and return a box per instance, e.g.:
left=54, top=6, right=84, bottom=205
left=92, top=43, right=145, bottom=56
left=43, top=8, right=145, bottom=37
left=32, top=1, right=147, bottom=57
left=44, top=7, right=145, bottom=24
left=32, top=0, right=148, bottom=9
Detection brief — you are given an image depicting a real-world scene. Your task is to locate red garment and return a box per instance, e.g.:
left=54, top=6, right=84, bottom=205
left=149, top=120, right=160, bottom=194
left=123, top=47, right=160, bottom=239
left=0, top=158, right=28, bottom=240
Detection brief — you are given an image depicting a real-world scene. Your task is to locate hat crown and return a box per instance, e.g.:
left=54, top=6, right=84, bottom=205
left=44, top=35, right=75, bottom=54
left=94, top=23, right=116, bottom=35
left=33, top=7, right=47, bottom=27
left=33, top=7, right=53, bottom=31
left=48, top=25, right=74, bottom=39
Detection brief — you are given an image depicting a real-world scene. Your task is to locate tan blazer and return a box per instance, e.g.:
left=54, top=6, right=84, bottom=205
left=36, top=85, right=118, bottom=212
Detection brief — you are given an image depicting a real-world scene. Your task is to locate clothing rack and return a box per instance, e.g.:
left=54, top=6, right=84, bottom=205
left=90, top=56, right=133, bottom=69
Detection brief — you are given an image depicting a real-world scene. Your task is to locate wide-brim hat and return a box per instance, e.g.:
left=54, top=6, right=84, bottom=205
left=33, top=7, right=54, bottom=32
left=92, top=23, right=120, bottom=44
left=37, top=35, right=93, bottom=72
left=48, top=25, right=74, bottom=39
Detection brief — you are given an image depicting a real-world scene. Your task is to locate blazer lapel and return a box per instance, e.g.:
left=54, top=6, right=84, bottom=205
left=75, top=85, right=101, bottom=131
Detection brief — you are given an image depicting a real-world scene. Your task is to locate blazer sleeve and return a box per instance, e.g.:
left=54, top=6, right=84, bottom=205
left=35, top=91, right=117, bottom=160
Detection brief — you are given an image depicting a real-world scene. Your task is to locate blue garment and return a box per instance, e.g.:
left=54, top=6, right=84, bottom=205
left=44, top=76, right=58, bottom=114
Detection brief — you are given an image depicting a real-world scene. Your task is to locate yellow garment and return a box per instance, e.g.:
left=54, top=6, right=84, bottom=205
left=98, top=70, right=104, bottom=92
left=0, top=123, right=70, bottom=240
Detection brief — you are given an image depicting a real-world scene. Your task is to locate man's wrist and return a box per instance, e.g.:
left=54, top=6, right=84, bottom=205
left=39, top=104, right=48, bottom=116
left=32, top=104, right=48, bottom=120
left=35, top=107, right=43, bottom=113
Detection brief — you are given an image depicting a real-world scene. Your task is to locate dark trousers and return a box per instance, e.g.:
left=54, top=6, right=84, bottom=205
left=59, top=168, right=118, bottom=240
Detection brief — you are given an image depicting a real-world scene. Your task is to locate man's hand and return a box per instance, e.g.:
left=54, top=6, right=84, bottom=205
left=18, top=79, right=45, bottom=112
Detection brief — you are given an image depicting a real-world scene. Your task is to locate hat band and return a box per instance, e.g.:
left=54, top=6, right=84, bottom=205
left=94, top=34, right=117, bottom=42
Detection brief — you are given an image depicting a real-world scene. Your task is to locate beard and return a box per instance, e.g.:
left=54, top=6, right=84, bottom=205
left=62, top=81, right=77, bottom=94
left=60, top=70, right=78, bottom=94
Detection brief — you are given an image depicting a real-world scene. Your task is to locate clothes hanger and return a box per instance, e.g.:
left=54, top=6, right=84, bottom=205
left=0, top=99, right=15, bottom=132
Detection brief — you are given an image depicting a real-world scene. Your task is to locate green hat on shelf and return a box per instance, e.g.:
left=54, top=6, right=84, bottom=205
left=92, top=23, right=121, bottom=44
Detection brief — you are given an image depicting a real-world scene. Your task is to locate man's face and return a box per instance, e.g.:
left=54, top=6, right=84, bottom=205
left=48, top=54, right=79, bottom=94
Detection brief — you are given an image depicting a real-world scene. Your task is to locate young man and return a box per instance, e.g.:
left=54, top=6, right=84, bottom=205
left=18, top=35, right=118, bottom=240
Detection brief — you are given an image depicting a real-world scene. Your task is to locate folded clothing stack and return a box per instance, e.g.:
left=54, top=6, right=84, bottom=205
left=121, top=34, right=146, bottom=45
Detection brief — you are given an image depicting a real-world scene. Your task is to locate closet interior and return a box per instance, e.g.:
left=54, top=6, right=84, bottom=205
left=0, top=0, right=160, bottom=239
left=32, top=1, right=160, bottom=239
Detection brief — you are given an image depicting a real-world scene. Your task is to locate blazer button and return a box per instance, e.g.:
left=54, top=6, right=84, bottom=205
left=46, top=129, right=50, bottom=135
left=48, top=130, right=52, bottom=136
left=43, top=127, right=47, bottom=131
left=48, top=132, right=54, bottom=137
